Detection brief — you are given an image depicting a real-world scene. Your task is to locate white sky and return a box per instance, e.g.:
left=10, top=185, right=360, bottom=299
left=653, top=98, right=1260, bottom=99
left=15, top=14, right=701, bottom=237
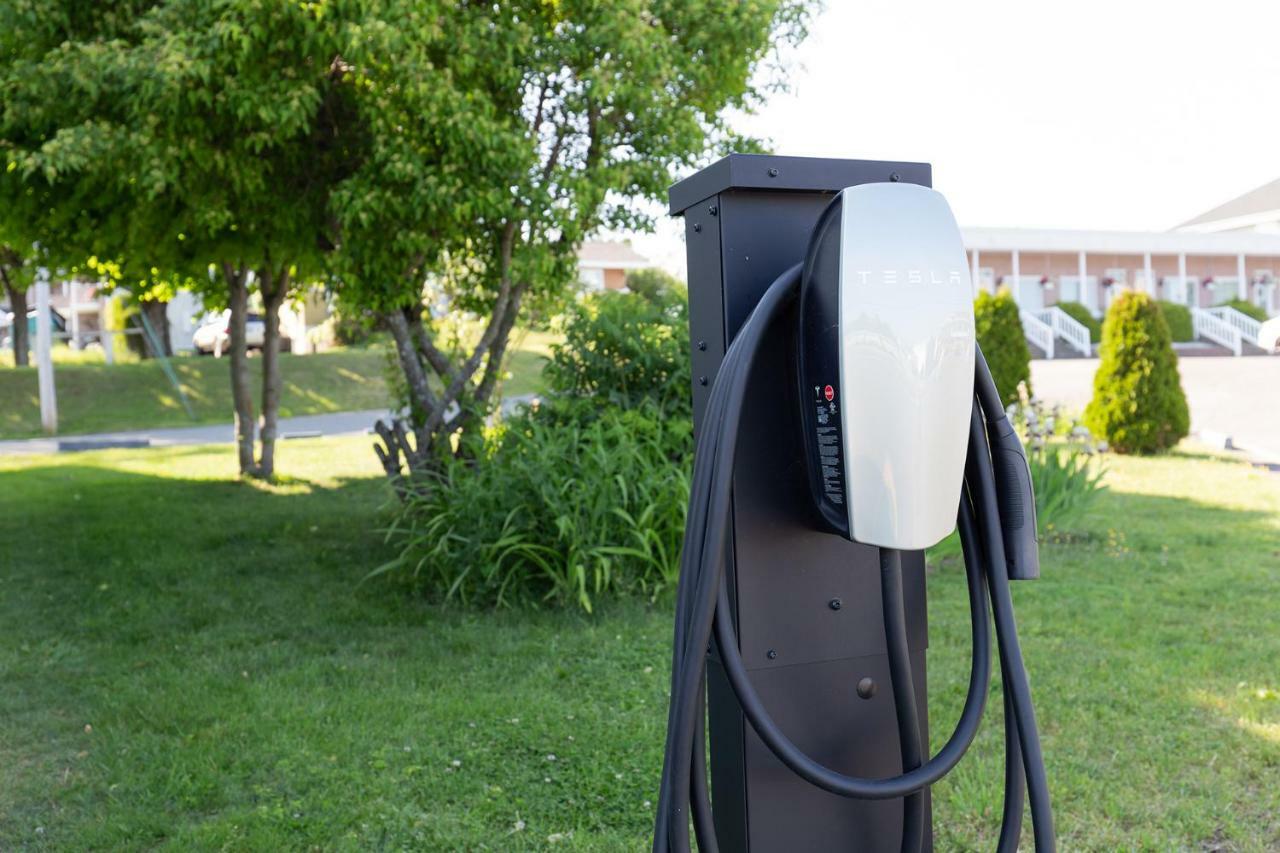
left=627, top=0, right=1280, bottom=276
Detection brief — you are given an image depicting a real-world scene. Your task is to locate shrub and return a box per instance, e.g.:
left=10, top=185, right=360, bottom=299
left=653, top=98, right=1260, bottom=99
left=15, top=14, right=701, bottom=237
left=1156, top=301, right=1193, bottom=342
left=1086, top=292, right=1189, bottom=454
left=379, top=288, right=695, bottom=612
left=1008, top=395, right=1108, bottom=537
left=625, top=267, right=687, bottom=304
left=376, top=400, right=690, bottom=611
left=1219, top=298, right=1268, bottom=322
left=544, top=289, right=691, bottom=418
left=1054, top=301, right=1101, bottom=343
left=975, top=288, right=1032, bottom=406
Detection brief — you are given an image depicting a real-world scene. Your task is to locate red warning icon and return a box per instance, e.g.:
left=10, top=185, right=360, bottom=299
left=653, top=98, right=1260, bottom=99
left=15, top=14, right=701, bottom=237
left=823, top=384, right=834, bottom=402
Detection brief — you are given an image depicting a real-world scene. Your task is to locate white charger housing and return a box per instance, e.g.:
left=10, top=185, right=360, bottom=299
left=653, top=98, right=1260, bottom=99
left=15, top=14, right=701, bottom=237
left=836, top=184, right=975, bottom=549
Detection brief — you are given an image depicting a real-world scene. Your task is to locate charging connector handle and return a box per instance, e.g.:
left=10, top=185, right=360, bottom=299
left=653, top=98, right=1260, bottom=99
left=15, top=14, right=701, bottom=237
left=974, top=349, right=1041, bottom=581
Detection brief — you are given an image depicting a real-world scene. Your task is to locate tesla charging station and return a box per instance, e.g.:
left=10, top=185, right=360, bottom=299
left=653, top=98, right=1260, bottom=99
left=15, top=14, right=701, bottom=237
left=653, top=155, right=1054, bottom=852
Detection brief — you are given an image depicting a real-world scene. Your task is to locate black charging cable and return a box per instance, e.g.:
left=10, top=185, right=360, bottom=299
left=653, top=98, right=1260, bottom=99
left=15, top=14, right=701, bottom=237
left=653, top=264, right=1055, bottom=852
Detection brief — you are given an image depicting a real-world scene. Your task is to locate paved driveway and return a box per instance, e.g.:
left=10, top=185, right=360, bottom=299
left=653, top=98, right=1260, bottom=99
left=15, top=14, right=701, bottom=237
left=1031, top=356, right=1280, bottom=463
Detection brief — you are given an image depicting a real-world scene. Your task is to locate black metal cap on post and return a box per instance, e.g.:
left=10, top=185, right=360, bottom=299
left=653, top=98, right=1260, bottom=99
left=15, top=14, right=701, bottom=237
left=668, top=153, right=931, bottom=215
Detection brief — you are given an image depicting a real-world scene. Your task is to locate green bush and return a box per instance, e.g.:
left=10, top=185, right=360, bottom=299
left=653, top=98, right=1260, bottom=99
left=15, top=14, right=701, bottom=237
left=1156, top=301, right=1193, bottom=342
left=1086, top=292, right=1189, bottom=454
left=1054, top=301, right=1101, bottom=343
left=624, top=267, right=687, bottom=304
left=975, top=288, right=1032, bottom=406
left=544, top=289, right=690, bottom=417
left=1218, top=298, right=1268, bottom=322
left=377, top=399, right=690, bottom=610
left=380, top=288, right=695, bottom=611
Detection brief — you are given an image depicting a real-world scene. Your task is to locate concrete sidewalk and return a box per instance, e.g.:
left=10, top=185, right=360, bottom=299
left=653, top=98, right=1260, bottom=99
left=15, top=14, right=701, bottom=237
left=1031, top=356, right=1280, bottom=464
left=0, top=409, right=395, bottom=456
left=0, top=394, right=542, bottom=456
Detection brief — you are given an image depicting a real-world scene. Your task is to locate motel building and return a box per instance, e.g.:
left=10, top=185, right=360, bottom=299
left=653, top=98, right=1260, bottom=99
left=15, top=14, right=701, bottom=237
left=964, top=178, right=1280, bottom=357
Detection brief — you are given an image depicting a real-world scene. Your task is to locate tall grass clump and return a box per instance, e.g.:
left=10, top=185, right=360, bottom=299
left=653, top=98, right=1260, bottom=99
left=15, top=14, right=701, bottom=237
left=378, top=290, right=693, bottom=611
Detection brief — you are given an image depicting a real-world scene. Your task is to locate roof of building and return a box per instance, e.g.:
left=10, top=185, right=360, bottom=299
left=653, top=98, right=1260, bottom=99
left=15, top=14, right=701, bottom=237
left=1178, top=177, right=1280, bottom=232
left=577, top=240, right=651, bottom=269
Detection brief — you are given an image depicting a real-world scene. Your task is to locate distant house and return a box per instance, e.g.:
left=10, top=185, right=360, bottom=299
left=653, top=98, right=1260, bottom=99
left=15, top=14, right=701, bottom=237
left=576, top=240, right=652, bottom=292
left=961, top=180, right=1280, bottom=357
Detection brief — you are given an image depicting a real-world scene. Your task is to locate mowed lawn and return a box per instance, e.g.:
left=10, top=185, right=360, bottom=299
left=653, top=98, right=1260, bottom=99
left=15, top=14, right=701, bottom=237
left=0, top=335, right=556, bottom=440
left=1, top=438, right=1278, bottom=849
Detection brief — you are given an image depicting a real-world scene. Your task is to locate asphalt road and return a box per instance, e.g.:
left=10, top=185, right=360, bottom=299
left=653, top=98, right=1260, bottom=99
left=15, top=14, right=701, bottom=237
left=1031, top=356, right=1280, bottom=463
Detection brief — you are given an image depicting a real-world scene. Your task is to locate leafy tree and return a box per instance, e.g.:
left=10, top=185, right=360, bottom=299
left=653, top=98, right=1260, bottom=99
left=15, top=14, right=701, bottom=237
left=975, top=288, right=1032, bottom=406
left=0, top=244, right=33, bottom=366
left=324, top=0, right=812, bottom=486
left=1, top=0, right=354, bottom=477
left=625, top=267, right=687, bottom=304
left=1086, top=292, right=1189, bottom=454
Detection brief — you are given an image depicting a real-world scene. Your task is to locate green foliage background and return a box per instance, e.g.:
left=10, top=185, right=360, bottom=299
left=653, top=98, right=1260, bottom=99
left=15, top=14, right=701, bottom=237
left=1086, top=292, right=1189, bottom=454
left=1156, top=301, right=1194, bottom=343
left=1218, top=298, right=1268, bottom=322
left=974, top=288, right=1032, bottom=406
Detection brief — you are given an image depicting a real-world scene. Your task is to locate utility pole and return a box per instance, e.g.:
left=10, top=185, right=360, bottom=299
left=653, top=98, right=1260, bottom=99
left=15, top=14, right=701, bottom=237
left=35, top=267, right=57, bottom=435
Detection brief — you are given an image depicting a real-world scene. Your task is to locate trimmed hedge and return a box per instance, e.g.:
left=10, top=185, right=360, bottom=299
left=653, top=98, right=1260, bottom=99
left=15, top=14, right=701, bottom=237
left=1086, top=292, right=1189, bottom=454
left=1055, top=300, right=1101, bottom=343
left=1156, top=301, right=1194, bottom=342
left=975, top=288, right=1032, bottom=406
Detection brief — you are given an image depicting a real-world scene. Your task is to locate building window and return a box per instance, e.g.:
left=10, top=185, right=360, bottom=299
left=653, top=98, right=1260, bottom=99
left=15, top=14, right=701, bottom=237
left=578, top=268, right=605, bottom=292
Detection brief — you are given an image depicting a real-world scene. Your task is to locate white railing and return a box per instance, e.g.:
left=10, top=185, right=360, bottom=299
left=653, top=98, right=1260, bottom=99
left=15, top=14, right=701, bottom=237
left=1205, top=305, right=1261, bottom=346
left=1191, top=307, right=1243, bottom=356
left=1035, top=307, right=1092, bottom=356
left=1020, top=310, right=1055, bottom=359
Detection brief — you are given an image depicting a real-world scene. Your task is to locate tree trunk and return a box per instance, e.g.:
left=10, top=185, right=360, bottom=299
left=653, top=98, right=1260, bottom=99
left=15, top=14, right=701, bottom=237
left=140, top=299, right=172, bottom=357
left=256, top=265, right=289, bottom=480
left=224, top=264, right=257, bottom=476
left=6, top=284, right=30, bottom=367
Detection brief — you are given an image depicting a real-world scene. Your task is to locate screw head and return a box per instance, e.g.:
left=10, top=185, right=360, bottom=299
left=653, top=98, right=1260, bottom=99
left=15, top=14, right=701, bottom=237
left=698, top=376, right=708, bottom=386
left=693, top=223, right=702, bottom=233
left=708, top=204, right=718, bottom=216
left=829, top=598, right=842, bottom=611
left=766, top=649, right=778, bottom=660
left=856, top=677, right=877, bottom=699
left=889, top=172, right=901, bottom=182
left=697, top=340, right=707, bottom=351
left=768, top=167, right=779, bottom=177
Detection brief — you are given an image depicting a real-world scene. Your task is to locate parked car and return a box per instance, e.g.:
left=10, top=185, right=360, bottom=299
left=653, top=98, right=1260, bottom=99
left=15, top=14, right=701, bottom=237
left=0, top=307, right=66, bottom=349
left=192, top=310, right=265, bottom=355
left=1259, top=316, right=1280, bottom=353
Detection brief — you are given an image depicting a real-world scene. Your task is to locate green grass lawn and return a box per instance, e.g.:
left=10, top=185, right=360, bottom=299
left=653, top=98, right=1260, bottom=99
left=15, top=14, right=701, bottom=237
left=0, top=334, right=555, bottom=440
left=1, top=439, right=1277, bottom=849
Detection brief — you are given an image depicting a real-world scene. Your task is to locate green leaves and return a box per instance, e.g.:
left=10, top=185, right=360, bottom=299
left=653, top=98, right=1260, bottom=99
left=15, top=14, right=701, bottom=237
left=975, top=288, right=1034, bottom=406
left=1086, top=292, right=1190, bottom=455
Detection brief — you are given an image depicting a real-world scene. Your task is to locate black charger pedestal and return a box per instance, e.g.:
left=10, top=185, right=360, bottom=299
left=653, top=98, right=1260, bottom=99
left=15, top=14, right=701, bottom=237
left=671, top=154, right=934, bottom=852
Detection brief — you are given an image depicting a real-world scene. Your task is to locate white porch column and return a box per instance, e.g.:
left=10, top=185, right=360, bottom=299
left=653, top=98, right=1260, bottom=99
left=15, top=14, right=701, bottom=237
left=35, top=268, right=58, bottom=435
left=1078, top=251, right=1090, bottom=313
left=1011, top=250, right=1021, bottom=304
left=971, top=249, right=981, bottom=296
left=1178, top=253, right=1189, bottom=306
left=1144, top=252, right=1154, bottom=297
left=1237, top=253, right=1248, bottom=301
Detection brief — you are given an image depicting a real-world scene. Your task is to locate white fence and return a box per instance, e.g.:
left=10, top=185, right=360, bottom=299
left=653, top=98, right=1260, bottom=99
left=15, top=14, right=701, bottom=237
left=1205, top=305, right=1262, bottom=347
left=1191, top=307, right=1243, bottom=357
left=1034, top=307, right=1092, bottom=357
left=1019, top=310, right=1055, bottom=359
